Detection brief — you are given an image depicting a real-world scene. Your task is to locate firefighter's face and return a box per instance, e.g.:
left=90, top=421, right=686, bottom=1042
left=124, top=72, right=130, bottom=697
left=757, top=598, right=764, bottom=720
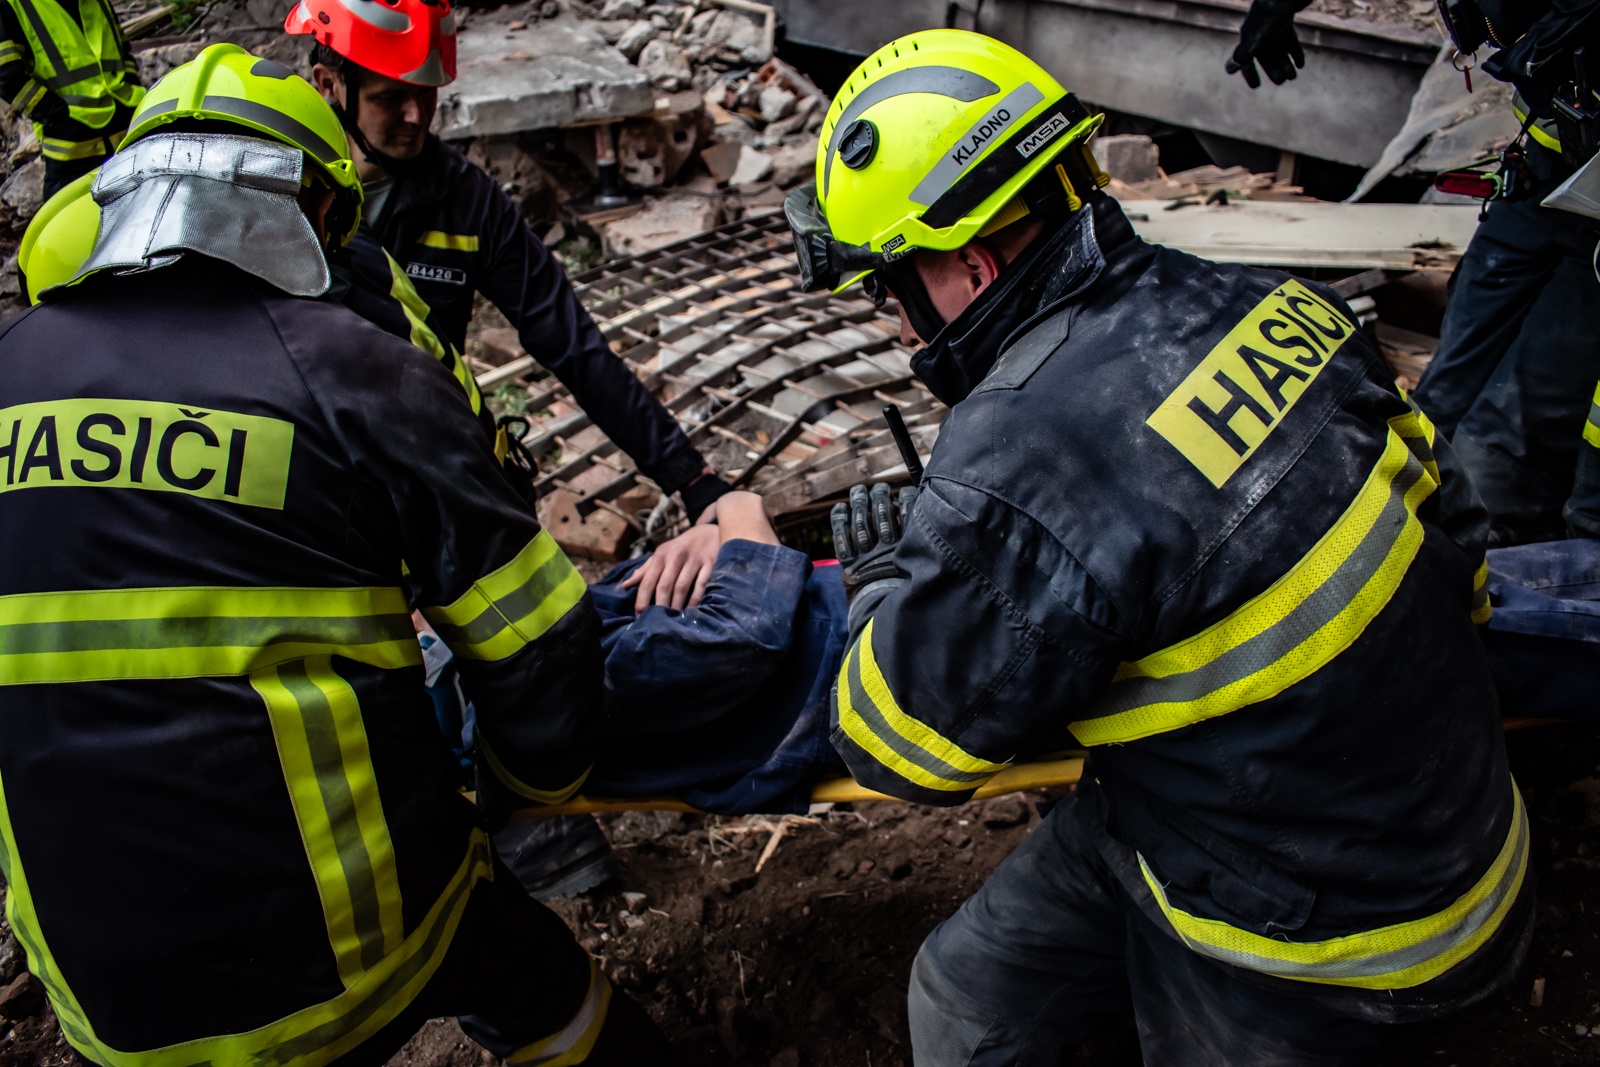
left=311, top=65, right=437, bottom=165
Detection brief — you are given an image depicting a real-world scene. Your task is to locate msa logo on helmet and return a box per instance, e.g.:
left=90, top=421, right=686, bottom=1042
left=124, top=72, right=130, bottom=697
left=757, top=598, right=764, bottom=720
left=1016, top=112, right=1071, bottom=159
left=950, top=108, right=1012, bottom=167
left=406, top=263, right=468, bottom=286
left=881, top=235, right=907, bottom=254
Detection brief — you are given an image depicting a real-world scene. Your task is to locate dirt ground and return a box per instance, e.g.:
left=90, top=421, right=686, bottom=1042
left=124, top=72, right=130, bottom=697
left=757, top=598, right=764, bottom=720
left=0, top=724, right=1596, bottom=1067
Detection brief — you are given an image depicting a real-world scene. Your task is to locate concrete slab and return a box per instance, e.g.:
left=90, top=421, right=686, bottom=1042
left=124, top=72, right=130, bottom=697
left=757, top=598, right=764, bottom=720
left=435, top=16, right=657, bottom=140
left=1125, top=199, right=1480, bottom=270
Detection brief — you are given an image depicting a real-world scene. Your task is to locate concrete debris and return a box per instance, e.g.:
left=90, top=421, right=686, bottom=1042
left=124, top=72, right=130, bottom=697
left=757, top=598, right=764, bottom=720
left=601, top=193, right=724, bottom=255
left=1122, top=198, right=1479, bottom=271
left=757, top=83, right=795, bottom=124
left=0, top=253, right=19, bottom=299
left=700, top=140, right=744, bottom=184
left=435, top=16, right=656, bottom=139
left=1349, top=43, right=1520, bottom=202
left=638, top=38, right=694, bottom=91
left=0, top=157, right=43, bottom=221
left=615, top=18, right=657, bottom=60
left=728, top=144, right=773, bottom=187
left=599, top=0, right=645, bottom=17
left=1093, top=134, right=1161, bottom=184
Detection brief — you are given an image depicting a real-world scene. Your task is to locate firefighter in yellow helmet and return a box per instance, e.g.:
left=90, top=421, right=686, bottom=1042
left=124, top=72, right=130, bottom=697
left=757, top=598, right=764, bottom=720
left=0, top=44, right=673, bottom=1066
left=798, top=30, right=1530, bottom=1065
left=0, top=0, right=142, bottom=199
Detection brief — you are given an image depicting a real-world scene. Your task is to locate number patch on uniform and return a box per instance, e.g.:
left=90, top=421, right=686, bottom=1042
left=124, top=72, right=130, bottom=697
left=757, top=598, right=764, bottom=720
left=1146, top=280, right=1354, bottom=487
left=0, top=399, right=295, bottom=509
left=405, top=262, right=468, bottom=286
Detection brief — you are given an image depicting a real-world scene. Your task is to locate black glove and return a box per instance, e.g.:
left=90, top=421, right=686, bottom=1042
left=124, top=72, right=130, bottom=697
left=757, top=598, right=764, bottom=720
left=1227, top=0, right=1308, bottom=88
left=831, top=482, right=918, bottom=593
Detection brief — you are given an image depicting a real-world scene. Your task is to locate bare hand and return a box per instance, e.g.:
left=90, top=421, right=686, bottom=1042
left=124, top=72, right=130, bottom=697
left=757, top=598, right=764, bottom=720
left=621, top=523, right=722, bottom=613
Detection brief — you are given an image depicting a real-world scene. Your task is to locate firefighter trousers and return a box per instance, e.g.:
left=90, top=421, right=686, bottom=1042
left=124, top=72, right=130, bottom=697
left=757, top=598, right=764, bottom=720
left=330, top=853, right=672, bottom=1066
left=1414, top=189, right=1600, bottom=545
left=907, top=794, right=1532, bottom=1067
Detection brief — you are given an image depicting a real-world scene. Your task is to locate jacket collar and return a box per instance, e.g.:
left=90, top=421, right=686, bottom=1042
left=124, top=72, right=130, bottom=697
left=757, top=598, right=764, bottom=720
left=366, top=134, right=455, bottom=231
left=910, top=193, right=1145, bottom=407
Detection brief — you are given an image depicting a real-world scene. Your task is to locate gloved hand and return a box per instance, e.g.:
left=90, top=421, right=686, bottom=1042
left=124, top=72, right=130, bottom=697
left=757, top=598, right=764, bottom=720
left=831, top=482, right=919, bottom=594
left=1226, top=0, right=1307, bottom=88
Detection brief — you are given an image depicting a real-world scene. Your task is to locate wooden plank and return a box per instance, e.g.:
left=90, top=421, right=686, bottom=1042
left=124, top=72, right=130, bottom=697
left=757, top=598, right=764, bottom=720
left=1123, top=201, right=1480, bottom=271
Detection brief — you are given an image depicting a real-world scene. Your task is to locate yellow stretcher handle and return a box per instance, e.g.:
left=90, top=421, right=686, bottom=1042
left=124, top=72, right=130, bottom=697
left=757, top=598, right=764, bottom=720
left=510, top=718, right=1559, bottom=819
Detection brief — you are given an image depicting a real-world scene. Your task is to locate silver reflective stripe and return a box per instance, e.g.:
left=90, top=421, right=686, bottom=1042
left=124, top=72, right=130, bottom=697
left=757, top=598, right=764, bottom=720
left=842, top=640, right=991, bottom=787
left=1141, top=791, right=1529, bottom=983
left=338, top=0, right=412, bottom=31
left=908, top=82, right=1044, bottom=206
left=822, top=66, right=998, bottom=197
left=1082, top=447, right=1428, bottom=723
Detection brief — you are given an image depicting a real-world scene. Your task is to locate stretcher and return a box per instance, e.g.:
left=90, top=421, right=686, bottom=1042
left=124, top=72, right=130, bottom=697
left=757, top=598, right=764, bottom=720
left=514, top=718, right=1559, bottom=818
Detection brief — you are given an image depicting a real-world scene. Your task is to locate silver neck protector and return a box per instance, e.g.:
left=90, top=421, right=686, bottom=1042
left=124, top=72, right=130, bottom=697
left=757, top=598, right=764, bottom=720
left=75, top=131, right=332, bottom=298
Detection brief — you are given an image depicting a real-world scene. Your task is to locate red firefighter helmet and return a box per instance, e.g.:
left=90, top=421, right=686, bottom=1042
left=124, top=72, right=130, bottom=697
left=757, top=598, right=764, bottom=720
left=284, top=0, right=456, bottom=87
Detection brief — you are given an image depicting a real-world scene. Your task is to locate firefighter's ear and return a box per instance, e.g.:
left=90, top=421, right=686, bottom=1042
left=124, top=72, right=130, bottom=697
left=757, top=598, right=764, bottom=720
left=954, top=240, right=1006, bottom=300
left=309, top=63, right=343, bottom=107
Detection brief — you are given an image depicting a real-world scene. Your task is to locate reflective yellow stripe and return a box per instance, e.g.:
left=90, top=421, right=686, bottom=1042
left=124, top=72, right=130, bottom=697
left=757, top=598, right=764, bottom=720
left=1072, top=418, right=1438, bottom=746
left=1513, top=98, right=1563, bottom=153
left=12, top=79, right=46, bottom=115
left=254, top=657, right=404, bottom=987
left=504, top=958, right=612, bottom=1065
left=0, top=584, right=422, bottom=685
left=1584, top=381, right=1600, bottom=449
left=836, top=617, right=1008, bottom=794
left=37, top=127, right=120, bottom=160
left=383, top=252, right=482, bottom=416
left=1471, top=558, right=1492, bottom=625
left=0, top=766, right=494, bottom=1067
left=1141, top=786, right=1528, bottom=988
left=1393, top=394, right=1440, bottom=484
left=0, top=41, right=25, bottom=63
left=417, top=230, right=479, bottom=252
left=422, top=531, right=586, bottom=662
left=479, top=734, right=590, bottom=804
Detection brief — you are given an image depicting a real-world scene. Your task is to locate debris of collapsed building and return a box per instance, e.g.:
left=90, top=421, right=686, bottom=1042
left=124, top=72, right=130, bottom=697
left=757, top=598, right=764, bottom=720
left=0, top=0, right=1497, bottom=568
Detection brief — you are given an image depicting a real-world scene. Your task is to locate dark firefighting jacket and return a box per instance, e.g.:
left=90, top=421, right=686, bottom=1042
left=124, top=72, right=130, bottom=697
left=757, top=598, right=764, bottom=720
left=835, top=194, right=1526, bottom=998
left=1568, top=379, right=1600, bottom=537
left=365, top=135, right=707, bottom=494
left=0, top=259, right=603, bottom=1062
left=328, top=232, right=538, bottom=505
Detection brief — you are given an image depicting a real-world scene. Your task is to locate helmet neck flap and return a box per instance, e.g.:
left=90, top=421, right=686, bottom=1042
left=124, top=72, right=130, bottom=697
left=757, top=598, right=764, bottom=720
left=76, top=132, right=334, bottom=297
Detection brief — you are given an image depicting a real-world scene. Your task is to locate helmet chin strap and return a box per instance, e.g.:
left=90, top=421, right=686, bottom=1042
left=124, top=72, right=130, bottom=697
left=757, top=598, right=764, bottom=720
left=329, top=56, right=422, bottom=180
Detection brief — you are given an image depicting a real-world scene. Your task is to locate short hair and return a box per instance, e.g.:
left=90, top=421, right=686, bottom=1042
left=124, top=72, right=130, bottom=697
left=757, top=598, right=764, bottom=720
left=310, top=42, right=373, bottom=84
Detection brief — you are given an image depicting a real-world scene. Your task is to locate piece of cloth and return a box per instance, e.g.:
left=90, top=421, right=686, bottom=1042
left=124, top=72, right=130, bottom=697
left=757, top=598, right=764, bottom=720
left=908, top=790, right=1534, bottom=1067
left=362, top=135, right=708, bottom=495
left=585, top=539, right=848, bottom=814
left=835, top=191, right=1522, bottom=998
left=0, top=258, right=605, bottom=1062
left=1482, top=538, right=1600, bottom=719
left=1413, top=141, right=1600, bottom=545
